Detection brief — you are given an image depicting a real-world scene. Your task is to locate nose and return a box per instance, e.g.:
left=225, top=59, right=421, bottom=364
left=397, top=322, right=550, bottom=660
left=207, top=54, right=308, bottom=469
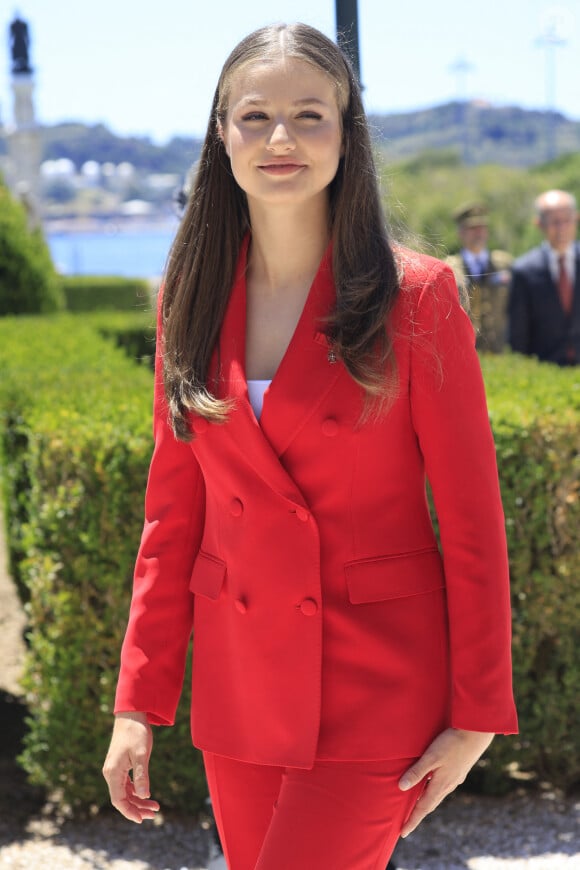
left=266, top=120, right=296, bottom=152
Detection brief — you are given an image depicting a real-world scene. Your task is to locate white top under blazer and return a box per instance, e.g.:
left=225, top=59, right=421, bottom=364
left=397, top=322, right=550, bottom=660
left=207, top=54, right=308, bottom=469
left=247, top=379, right=271, bottom=420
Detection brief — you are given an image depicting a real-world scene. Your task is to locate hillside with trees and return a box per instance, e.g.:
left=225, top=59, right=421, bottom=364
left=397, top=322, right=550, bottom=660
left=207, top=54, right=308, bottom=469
left=40, top=123, right=202, bottom=175
left=370, top=101, right=580, bottom=167
left=34, top=101, right=580, bottom=175
left=4, top=102, right=577, bottom=239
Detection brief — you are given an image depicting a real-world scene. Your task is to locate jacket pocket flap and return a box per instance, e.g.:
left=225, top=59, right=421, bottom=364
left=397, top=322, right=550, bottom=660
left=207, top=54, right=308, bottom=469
left=189, top=551, right=226, bottom=600
left=345, top=548, right=444, bottom=604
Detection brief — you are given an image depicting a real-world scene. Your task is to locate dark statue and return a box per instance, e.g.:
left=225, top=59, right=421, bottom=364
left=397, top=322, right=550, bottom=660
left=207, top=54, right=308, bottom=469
left=10, top=15, right=32, bottom=74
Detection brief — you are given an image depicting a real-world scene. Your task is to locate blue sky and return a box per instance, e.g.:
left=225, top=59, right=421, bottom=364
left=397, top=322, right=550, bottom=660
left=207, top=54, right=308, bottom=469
left=2, top=1, right=578, bottom=144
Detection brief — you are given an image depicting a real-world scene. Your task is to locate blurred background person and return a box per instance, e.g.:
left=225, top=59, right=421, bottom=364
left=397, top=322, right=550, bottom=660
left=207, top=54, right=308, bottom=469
left=509, top=190, right=579, bottom=366
left=446, top=203, right=513, bottom=353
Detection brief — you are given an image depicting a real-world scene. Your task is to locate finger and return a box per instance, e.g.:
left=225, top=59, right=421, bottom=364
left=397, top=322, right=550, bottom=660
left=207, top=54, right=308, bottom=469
left=113, top=777, right=160, bottom=824
left=132, top=754, right=151, bottom=799
left=114, top=797, right=157, bottom=824
left=108, top=772, right=147, bottom=812
left=103, top=760, right=132, bottom=808
left=109, top=776, right=146, bottom=824
left=126, top=780, right=161, bottom=812
left=400, top=779, right=448, bottom=838
left=399, top=758, right=435, bottom=792
left=123, top=799, right=160, bottom=822
left=401, top=802, right=429, bottom=839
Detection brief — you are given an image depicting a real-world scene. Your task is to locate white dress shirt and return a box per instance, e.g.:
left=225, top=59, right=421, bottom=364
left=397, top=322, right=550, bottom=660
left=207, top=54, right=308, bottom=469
left=462, top=248, right=489, bottom=277
left=545, top=242, right=576, bottom=285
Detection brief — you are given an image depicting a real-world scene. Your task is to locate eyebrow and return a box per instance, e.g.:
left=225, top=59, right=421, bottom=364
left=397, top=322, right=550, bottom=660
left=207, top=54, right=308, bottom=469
left=238, top=97, right=329, bottom=108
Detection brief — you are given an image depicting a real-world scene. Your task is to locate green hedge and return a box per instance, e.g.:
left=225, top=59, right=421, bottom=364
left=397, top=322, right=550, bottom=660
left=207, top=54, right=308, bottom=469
left=61, top=275, right=154, bottom=312
left=0, top=313, right=579, bottom=811
left=89, top=310, right=157, bottom=369
left=0, top=183, right=64, bottom=315
left=479, top=353, right=580, bottom=792
left=0, top=313, right=206, bottom=813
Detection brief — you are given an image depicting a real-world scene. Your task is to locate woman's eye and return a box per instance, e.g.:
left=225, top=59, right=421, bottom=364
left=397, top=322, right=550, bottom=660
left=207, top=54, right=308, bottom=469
left=242, top=112, right=268, bottom=121
left=298, top=112, right=322, bottom=120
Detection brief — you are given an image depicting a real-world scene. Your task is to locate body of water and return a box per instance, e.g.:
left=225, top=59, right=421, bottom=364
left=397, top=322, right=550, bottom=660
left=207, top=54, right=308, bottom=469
left=46, top=223, right=179, bottom=278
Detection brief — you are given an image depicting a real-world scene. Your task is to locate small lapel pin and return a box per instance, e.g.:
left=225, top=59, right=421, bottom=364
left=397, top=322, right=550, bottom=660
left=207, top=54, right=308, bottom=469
left=327, top=348, right=337, bottom=364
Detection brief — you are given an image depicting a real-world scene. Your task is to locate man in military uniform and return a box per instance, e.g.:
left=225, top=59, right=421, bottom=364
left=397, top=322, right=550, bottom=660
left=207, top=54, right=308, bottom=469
left=446, top=203, right=513, bottom=352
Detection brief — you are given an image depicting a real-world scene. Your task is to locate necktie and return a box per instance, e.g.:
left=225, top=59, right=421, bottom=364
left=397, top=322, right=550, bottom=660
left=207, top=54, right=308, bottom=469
left=558, top=255, right=574, bottom=315
left=472, top=255, right=487, bottom=280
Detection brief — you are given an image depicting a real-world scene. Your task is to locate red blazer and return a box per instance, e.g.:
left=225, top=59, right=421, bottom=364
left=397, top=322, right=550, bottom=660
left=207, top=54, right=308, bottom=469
left=115, top=240, right=518, bottom=768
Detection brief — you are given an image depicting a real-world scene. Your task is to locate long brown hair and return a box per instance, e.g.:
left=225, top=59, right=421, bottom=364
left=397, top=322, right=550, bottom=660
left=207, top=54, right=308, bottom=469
left=163, top=23, right=400, bottom=441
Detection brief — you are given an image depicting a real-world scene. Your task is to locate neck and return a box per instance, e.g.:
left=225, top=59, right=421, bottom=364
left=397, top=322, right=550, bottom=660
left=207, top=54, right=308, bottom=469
left=549, top=241, right=573, bottom=257
left=464, top=247, right=487, bottom=257
left=247, top=198, right=330, bottom=296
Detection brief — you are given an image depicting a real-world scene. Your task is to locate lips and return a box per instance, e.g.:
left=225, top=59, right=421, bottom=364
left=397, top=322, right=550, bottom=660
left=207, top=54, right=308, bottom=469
left=258, top=162, right=306, bottom=175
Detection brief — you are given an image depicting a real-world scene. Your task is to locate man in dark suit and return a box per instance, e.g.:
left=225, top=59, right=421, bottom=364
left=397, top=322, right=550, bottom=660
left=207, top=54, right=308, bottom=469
left=509, top=190, right=580, bottom=366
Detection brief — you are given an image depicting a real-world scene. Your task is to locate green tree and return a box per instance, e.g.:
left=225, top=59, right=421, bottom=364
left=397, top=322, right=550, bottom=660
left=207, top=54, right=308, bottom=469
left=382, top=149, right=580, bottom=259
left=0, top=182, right=64, bottom=315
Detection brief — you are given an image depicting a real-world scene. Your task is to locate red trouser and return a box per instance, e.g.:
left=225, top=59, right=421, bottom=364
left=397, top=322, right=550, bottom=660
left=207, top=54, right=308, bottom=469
left=203, top=752, right=424, bottom=870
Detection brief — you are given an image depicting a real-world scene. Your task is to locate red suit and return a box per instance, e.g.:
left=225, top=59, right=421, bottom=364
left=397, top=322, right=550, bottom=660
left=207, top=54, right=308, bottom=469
left=115, top=240, right=518, bottom=769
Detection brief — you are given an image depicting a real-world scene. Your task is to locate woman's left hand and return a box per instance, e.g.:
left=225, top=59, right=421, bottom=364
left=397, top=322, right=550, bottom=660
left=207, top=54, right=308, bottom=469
left=398, top=728, right=494, bottom=838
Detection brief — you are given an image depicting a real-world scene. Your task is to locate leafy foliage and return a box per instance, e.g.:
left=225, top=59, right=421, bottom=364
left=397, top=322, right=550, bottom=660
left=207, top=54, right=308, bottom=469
left=383, top=150, right=580, bottom=259
left=0, top=313, right=206, bottom=813
left=0, top=182, right=63, bottom=315
left=478, top=353, right=580, bottom=792
left=61, top=275, right=153, bottom=313
left=0, top=312, right=579, bottom=812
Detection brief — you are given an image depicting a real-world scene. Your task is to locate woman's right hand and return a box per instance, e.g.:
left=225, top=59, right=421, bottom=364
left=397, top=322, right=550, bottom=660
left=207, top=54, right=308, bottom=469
left=102, top=712, right=160, bottom=823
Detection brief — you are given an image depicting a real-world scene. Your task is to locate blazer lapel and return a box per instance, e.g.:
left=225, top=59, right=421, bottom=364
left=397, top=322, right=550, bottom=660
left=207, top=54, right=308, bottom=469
left=209, top=236, right=341, bottom=497
left=260, top=244, right=342, bottom=456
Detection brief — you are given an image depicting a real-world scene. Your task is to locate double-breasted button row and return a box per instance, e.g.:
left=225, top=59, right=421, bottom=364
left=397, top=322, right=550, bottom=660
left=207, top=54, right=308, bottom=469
left=231, top=498, right=313, bottom=522
left=233, top=597, right=318, bottom=616
left=231, top=498, right=311, bottom=522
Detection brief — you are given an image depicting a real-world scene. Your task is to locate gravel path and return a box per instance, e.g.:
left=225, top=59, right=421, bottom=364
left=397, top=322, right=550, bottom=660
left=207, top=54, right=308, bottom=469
left=1, top=500, right=579, bottom=869
left=0, top=500, right=26, bottom=699
left=0, top=787, right=578, bottom=869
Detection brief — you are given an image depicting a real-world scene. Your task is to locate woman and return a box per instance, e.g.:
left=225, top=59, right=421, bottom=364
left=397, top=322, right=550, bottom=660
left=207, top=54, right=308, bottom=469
left=103, top=23, right=517, bottom=870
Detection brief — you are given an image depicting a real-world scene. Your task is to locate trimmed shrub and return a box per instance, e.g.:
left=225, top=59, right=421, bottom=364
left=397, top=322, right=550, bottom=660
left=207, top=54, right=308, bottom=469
left=0, top=315, right=579, bottom=809
left=61, top=275, right=154, bottom=312
left=0, top=313, right=207, bottom=813
left=0, top=183, right=64, bottom=315
left=478, top=353, right=580, bottom=792
left=88, top=310, right=157, bottom=368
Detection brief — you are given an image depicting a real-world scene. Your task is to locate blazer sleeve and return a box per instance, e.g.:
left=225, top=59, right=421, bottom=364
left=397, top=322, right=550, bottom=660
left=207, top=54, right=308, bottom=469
left=508, top=266, right=532, bottom=354
left=409, top=261, right=518, bottom=734
left=114, top=292, right=206, bottom=726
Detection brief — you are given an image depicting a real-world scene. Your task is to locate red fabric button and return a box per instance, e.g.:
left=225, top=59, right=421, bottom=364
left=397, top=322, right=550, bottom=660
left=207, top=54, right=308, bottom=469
left=235, top=598, right=248, bottom=614
left=300, top=598, right=318, bottom=616
left=230, top=498, right=243, bottom=517
left=192, top=417, right=209, bottom=434
left=321, top=418, right=338, bottom=437
left=295, top=507, right=309, bottom=522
